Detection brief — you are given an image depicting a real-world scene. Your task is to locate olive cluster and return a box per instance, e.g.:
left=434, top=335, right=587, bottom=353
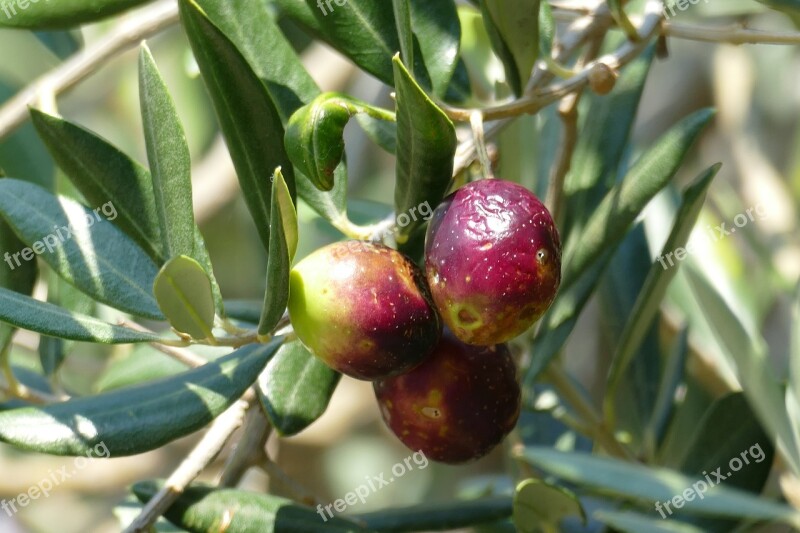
left=288, top=179, right=561, bottom=463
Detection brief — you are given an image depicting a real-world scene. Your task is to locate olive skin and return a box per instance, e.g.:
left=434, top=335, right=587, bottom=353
left=425, top=179, right=561, bottom=345
left=288, top=241, right=441, bottom=380
left=373, top=330, right=521, bottom=464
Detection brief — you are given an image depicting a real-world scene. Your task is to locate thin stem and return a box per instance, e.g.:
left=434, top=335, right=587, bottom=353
left=546, top=91, right=580, bottom=227
left=544, top=364, right=635, bottom=461
left=217, top=406, right=272, bottom=487
left=123, top=395, right=254, bottom=533
left=0, top=0, right=179, bottom=140
left=440, top=0, right=663, bottom=122
left=663, top=21, right=800, bottom=45
left=470, top=111, right=493, bottom=180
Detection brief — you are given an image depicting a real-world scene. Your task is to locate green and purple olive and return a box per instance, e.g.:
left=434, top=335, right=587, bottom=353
left=288, top=241, right=441, bottom=380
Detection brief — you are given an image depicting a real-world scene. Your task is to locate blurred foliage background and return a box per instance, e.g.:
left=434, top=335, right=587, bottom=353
left=0, top=0, right=799, bottom=531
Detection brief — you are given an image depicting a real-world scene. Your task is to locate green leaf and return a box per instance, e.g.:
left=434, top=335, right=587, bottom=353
left=96, top=343, right=229, bottom=392
left=133, top=481, right=367, bottom=532
left=562, top=41, right=655, bottom=238
left=355, top=496, right=513, bottom=531
left=790, top=282, right=800, bottom=408
left=645, top=325, right=689, bottom=458
left=30, top=109, right=164, bottom=262
left=686, top=266, right=800, bottom=474
left=39, top=268, right=95, bottom=375
left=560, top=108, right=716, bottom=290
left=674, top=393, right=774, bottom=531
left=479, top=0, right=540, bottom=95
left=192, top=0, right=350, bottom=228
left=139, top=44, right=195, bottom=260
left=393, top=0, right=414, bottom=71
left=0, top=287, right=162, bottom=344
left=527, top=109, right=715, bottom=386
left=0, top=218, right=38, bottom=353
left=517, top=447, right=800, bottom=527
left=285, top=92, right=395, bottom=192
left=274, top=0, right=461, bottom=98
left=257, top=338, right=340, bottom=436
left=154, top=256, right=215, bottom=340
left=594, top=509, right=705, bottom=533
left=180, top=0, right=295, bottom=253
left=258, top=170, right=296, bottom=335
left=29, top=110, right=224, bottom=315
left=513, top=479, right=585, bottom=532
left=0, top=178, right=163, bottom=319
left=0, top=0, right=154, bottom=29
left=0, top=339, right=282, bottom=456
left=538, top=0, right=555, bottom=62
left=392, top=55, right=457, bottom=243
left=605, top=164, right=720, bottom=410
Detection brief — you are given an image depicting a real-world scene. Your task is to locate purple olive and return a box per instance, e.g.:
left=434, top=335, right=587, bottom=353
left=425, top=179, right=561, bottom=345
left=288, top=241, right=440, bottom=380
left=374, top=329, right=521, bottom=464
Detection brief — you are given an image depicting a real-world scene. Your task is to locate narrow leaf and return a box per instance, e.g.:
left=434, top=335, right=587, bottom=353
left=180, top=0, right=295, bottom=253
left=34, top=30, right=82, bottom=59
left=154, top=256, right=215, bottom=340
left=258, top=170, right=296, bottom=335
left=605, top=164, right=720, bottom=403
left=133, top=481, right=367, bottom=532
left=192, top=0, right=350, bottom=228
left=645, top=325, right=689, bottom=457
left=393, top=0, right=414, bottom=70
left=686, top=266, right=800, bottom=474
left=356, top=496, right=513, bottom=531
left=0, top=179, right=163, bottom=319
left=0, top=339, right=282, bottom=456
left=30, top=109, right=164, bottom=262
left=479, top=0, right=540, bottom=96
left=560, top=108, right=716, bottom=289
left=393, top=55, right=457, bottom=243
left=595, top=510, right=706, bottom=533
left=0, top=287, right=161, bottom=344
left=0, top=219, right=38, bottom=353
left=517, top=447, right=800, bottom=527
left=257, top=339, right=340, bottom=436
left=139, top=44, right=195, bottom=260
left=0, top=0, right=154, bottom=29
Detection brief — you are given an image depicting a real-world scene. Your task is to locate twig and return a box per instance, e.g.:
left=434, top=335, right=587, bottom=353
left=440, top=0, right=664, bottom=122
left=469, top=111, right=493, bottom=180
left=546, top=93, right=580, bottom=227
left=217, top=406, right=272, bottom=487
left=0, top=0, right=179, bottom=141
left=543, top=364, right=635, bottom=461
left=119, top=320, right=208, bottom=367
left=259, top=454, right=322, bottom=507
left=123, top=395, right=253, bottom=533
left=663, top=22, right=800, bottom=45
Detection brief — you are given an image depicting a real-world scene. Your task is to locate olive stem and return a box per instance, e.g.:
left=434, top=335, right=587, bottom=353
left=469, top=111, right=493, bottom=180
left=217, top=405, right=272, bottom=487
left=0, top=0, right=179, bottom=140
left=439, top=0, right=663, bottom=123
left=123, top=394, right=254, bottom=533
left=544, top=364, right=635, bottom=461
